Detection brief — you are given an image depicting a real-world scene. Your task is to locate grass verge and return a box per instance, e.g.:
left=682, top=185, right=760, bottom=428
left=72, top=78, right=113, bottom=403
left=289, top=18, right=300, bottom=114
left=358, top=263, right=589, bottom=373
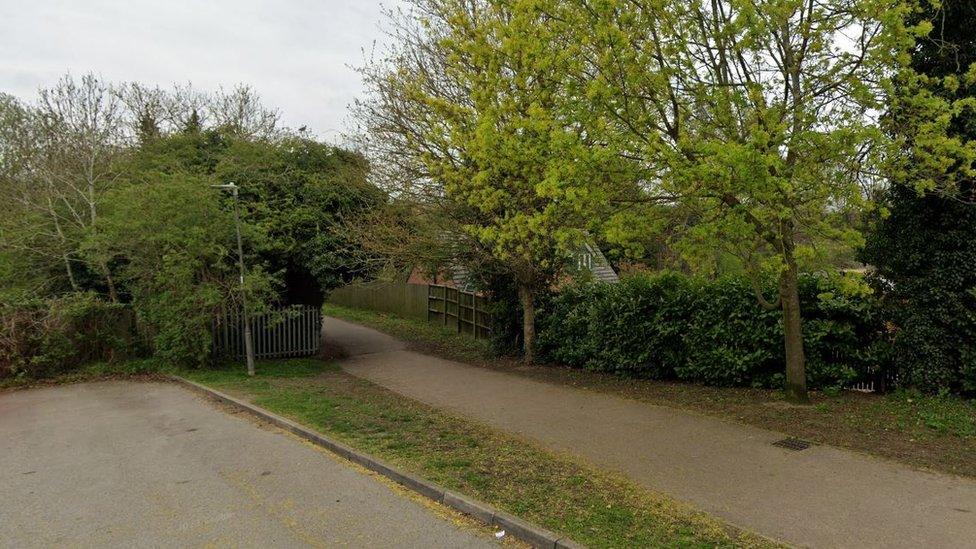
left=183, top=358, right=779, bottom=548
left=323, top=303, right=976, bottom=479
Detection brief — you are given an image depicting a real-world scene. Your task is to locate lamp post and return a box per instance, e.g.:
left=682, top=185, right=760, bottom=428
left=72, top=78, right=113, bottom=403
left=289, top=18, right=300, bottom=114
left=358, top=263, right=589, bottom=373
left=211, top=182, right=255, bottom=376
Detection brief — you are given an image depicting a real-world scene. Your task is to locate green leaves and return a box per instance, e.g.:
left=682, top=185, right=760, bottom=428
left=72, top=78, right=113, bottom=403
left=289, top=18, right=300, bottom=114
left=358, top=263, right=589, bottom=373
left=582, top=0, right=904, bottom=267
left=861, top=0, right=976, bottom=395
left=360, top=1, right=630, bottom=290
left=537, top=272, right=885, bottom=389
left=91, top=173, right=256, bottom=366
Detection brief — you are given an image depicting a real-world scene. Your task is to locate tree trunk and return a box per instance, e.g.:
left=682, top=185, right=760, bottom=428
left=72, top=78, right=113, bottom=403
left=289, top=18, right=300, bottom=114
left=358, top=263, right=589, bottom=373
left=779, top=260, right=809, bottom=404
left=48, top=199, right=79, bottom=292
left=102, top=262, right=119, bottom=303
left=62, top=253, right=79, bottom=292
left=517, top=284, right=536, bottom=363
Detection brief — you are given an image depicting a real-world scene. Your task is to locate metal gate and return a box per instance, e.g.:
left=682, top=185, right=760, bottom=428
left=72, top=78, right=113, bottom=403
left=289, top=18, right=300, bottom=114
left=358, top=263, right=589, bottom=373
left=212, top=306, right=322, bottom=360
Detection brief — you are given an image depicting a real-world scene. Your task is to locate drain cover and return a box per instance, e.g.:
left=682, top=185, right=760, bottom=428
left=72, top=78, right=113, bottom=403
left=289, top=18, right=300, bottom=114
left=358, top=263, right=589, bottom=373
left=772, top=437, right=812, bottom=451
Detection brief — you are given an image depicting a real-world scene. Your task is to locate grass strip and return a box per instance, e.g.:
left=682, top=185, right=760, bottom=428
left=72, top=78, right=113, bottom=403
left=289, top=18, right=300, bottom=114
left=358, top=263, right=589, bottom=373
left=184, top=358, right=780, bottom=549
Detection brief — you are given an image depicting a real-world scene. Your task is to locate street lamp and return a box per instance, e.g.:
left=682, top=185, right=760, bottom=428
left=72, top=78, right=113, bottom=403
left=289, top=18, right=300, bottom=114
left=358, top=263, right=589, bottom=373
left=211, top=182, right=255, bottom=376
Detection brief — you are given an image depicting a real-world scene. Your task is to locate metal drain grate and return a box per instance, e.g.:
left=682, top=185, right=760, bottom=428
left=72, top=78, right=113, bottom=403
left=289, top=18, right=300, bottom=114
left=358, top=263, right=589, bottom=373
left=772, top=437, right=812, bottom=451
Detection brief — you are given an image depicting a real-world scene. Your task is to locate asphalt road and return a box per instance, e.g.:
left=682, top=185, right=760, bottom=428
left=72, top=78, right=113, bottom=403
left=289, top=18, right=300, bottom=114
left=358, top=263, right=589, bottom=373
left=0, top=381, right=498, bottom=548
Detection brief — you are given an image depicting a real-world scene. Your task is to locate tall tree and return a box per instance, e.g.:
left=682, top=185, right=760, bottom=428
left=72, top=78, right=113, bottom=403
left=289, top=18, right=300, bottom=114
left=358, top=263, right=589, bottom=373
left=37, top=74, right=127, bottom=298
left=210, top=85, right=281, bottom=140
left=862, top=0, right=976, bottom=393
left=357, top=0, right=628, bottom=361
left=577, top=0, right=909, bottom=402
left=120, top=83, right=166, bottom=144
left=0, top=94, right=61, bottom=293
left=213, top=135, right=384, bottom=302
left=0, top=75, right=128, bottom=297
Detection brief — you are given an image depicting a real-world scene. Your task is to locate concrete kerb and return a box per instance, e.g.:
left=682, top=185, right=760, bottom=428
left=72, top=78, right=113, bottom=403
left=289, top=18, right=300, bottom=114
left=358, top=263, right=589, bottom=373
left=170, top=376, right=579, bottom=549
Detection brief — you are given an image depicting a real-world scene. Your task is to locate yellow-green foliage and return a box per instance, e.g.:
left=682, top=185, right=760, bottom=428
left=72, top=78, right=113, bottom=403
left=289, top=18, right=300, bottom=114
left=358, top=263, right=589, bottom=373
left=360, top=1, right=635, bottom=289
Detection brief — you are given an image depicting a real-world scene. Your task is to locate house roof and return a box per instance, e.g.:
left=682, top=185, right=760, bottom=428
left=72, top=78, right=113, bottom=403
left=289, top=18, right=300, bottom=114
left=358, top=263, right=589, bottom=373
left=578, top=242, right=619, bottom=283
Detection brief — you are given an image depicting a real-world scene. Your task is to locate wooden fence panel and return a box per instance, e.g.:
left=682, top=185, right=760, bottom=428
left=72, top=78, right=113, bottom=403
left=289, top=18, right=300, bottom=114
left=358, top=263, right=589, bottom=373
left=427, top=284, right=492, bottom=340
left=212, top=306, right=321, bottom=361
left=327, top=282, right=429, bottom=319
left=326, top=281, right=493, bottom=341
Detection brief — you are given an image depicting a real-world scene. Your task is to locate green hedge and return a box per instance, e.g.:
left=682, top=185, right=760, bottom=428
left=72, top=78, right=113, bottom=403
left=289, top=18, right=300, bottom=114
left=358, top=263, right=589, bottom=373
left=0, top=292, right=140, bottom=379
left=537, top=272, right=888, bottom=390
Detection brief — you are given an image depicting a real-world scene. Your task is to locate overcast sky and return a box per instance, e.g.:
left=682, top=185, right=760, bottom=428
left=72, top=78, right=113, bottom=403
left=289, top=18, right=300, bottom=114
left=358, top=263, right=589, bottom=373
left=0, top=0, right=406, bottom=142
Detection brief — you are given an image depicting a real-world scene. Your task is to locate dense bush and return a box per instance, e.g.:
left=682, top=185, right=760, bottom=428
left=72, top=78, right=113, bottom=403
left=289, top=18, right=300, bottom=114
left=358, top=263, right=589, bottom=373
left=92, top=174, right=277, bottom=367
left=0, top=292, right=139, bottom=378
left=537, top=272, right=888, bottom=390
left=540, top=273, right=695, bottom=378
left=859, top=0, right=976, bottom=395
left=862, top=186, right=976, bottom=394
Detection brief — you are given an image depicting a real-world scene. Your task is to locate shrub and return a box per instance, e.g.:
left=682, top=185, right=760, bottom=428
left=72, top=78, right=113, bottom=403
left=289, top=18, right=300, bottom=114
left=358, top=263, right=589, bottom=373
left=539, top=274, right=695, bottom=377
left=862, top=186, right=976, bottom=395
left=92, top=174, right=277, bottom=368
left=538, top=272, right=887, bottom=391
left=0, top=292, right=139, bottom=379
left=678, top=277, right=783, bottom=387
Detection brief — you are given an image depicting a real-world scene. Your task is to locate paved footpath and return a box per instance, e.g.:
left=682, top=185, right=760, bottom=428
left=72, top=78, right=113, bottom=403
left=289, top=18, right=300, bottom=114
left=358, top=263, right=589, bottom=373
left=325, top=316, right=976, bottom=549
left=0, top=380, right=497, bottom=548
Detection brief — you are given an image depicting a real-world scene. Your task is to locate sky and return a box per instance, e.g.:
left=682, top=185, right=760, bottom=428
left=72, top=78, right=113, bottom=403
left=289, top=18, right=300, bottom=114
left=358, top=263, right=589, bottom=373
left=0, top=0, right=406, bottom=142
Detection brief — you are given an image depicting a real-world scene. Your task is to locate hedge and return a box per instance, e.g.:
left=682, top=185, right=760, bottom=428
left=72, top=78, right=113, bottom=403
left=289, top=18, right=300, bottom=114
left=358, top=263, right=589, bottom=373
left=0, top=292, right=140, bottom=379
left=537, top=272, right=889, bottom=390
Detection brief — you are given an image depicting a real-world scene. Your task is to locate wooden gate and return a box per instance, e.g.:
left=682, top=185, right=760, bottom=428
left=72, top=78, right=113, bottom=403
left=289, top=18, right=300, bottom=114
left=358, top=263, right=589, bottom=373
left=212, top=305, right=321, bottom=360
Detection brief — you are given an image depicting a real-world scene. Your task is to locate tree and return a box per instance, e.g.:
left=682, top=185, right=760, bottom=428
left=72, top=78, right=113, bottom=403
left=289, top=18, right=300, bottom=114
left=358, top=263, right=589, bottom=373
left=0, top=76, right=128, bottom=297
left=357, top=0, right=629, bottom=361
left=36, top=74, right=129, bottom=301
left=213, top=135, right=384, bottom=302
left=110, top=115, right=382, bottom=304
left=862, top=0, right=976, bottom=393
left=210, top=85, right=281, bottom=140
left=577, top=0, right=909, bottom=402
left=0, top=94, right=60, bottom=294
left=4, top=73, right=382, bottom=364
left=119, top=83, right=166, bottom=144
left=87, top=173, right=275, bottom=365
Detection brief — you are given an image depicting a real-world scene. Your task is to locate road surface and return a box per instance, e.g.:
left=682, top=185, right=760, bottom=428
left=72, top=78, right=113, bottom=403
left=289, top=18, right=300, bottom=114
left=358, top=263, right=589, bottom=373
left=0, top=380, right=498, bottom=548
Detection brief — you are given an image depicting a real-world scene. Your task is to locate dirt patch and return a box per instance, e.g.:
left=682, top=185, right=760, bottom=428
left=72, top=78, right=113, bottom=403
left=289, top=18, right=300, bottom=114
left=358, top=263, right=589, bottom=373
left=319, top=340, right=348, bottom=362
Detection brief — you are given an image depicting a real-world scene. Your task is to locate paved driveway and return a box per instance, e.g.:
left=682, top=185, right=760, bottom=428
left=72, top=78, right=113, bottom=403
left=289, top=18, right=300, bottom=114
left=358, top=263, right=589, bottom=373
left=0, top=381, right=497, bottom=548
left=326, top=316, right=976, bottom=549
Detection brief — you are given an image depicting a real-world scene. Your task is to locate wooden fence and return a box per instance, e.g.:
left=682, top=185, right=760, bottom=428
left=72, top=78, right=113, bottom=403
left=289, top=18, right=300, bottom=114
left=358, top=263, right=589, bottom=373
left=327, top=281, right=494, bottom=340
left=212, top=306, right=321, bottom=361
left=427, top=284, right=493, bottom=340
left=327, top=281, right=429, bottom=320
